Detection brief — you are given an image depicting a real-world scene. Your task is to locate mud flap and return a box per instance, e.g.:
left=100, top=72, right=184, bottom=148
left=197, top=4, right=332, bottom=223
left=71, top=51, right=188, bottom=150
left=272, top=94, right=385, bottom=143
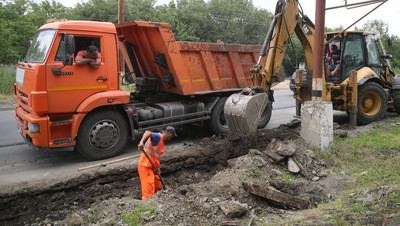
left=224, top=92, right=269, bottom=135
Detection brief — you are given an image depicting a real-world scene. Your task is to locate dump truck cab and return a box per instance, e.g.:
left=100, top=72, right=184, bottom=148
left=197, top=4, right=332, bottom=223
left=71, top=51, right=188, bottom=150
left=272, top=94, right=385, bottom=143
left=15, top=20, right=129, bottom=149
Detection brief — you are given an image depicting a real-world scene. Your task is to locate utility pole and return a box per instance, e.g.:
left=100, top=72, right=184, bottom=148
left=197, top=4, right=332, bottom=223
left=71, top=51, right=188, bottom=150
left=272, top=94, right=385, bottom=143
left=118, top=0, right=124, bottom=24
left=312, top=0, right=325, bottom=102
left=118, top=0, right=124, bottom=77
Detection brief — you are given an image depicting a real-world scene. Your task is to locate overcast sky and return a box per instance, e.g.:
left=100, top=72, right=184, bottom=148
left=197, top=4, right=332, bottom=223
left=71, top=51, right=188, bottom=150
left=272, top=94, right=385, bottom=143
left=53, top=0, right=400, bottom=36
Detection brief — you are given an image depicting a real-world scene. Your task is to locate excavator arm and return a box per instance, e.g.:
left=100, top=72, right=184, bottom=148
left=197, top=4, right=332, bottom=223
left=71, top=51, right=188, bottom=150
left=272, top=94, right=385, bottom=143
left=224, top=0, right=315, bottom=134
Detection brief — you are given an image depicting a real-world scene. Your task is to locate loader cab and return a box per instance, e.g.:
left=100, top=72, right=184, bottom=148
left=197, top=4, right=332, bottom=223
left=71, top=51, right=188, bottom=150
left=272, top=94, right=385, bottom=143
left=326, top=32, right=380, bottom=84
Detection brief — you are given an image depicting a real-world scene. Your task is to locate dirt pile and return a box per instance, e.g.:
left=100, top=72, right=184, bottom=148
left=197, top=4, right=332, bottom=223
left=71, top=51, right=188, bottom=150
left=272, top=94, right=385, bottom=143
left=49, top=123, right=336, bottom=225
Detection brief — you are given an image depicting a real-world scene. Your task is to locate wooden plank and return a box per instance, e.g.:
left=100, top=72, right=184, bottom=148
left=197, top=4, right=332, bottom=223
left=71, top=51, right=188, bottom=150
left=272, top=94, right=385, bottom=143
left=243, top=182, right=313, bottom=210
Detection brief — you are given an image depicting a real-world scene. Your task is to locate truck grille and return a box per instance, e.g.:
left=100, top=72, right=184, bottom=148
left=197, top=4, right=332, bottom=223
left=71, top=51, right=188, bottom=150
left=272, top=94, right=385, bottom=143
left=17, top=89, right=30, bottom=113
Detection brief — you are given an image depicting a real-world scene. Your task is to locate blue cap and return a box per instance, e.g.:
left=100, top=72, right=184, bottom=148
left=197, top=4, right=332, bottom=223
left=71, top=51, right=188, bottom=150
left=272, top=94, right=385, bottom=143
left=166, top=126, right=177, bottom=137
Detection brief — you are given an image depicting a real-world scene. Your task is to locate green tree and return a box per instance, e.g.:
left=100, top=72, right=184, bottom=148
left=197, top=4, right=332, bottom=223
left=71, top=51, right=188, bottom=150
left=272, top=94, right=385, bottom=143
left=0, top=0, right=68, bottom=64
left=173, top=0, right=272, bottom=45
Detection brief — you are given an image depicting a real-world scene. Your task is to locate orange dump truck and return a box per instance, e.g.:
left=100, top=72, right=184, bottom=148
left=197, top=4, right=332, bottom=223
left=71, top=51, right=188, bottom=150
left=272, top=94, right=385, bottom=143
left=15, top=20, right=269, bottom=160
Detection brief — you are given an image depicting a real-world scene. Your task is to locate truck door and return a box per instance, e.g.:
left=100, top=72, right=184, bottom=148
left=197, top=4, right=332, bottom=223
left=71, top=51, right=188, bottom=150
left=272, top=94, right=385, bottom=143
left=46, top=34, right=108, bottom=113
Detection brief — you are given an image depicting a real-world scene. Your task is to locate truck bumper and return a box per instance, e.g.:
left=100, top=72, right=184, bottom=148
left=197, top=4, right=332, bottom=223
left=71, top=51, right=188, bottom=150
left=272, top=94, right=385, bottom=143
left=15, top=105, right=49, bottom=147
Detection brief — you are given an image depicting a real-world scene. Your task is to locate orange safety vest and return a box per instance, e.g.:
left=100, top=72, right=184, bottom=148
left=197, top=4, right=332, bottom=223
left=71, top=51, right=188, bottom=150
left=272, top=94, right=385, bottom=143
left=139, top=137, right=165, bottom=169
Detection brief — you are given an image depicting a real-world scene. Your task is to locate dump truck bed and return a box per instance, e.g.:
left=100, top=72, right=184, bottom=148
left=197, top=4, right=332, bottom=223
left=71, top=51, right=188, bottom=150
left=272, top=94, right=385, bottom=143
left=116, top=21, right=263, bottom=96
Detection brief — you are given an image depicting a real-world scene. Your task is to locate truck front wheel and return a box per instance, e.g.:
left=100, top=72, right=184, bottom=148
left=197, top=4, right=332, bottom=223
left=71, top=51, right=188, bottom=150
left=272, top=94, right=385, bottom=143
left=76, top=109, right=129, bottom=160
left=357, top=82, right=387, bottom=125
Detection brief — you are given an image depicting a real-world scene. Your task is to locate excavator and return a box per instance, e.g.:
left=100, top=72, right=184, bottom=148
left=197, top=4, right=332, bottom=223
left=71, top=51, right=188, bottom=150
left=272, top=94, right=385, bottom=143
left=224, top=0, right=399, bottom=134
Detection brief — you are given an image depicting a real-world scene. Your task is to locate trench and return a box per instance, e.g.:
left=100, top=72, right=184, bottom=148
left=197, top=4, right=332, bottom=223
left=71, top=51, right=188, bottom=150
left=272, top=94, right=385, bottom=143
left=0, top=125, right=299, bottom=225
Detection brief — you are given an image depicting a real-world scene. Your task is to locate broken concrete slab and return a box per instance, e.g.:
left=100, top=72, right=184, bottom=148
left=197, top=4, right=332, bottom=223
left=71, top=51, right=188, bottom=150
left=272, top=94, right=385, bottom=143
left=243, top=182, right=313, bottom=210
left=288, top=158, right=300, bottom=173
left=218, top=200, right=248, bottom=218
left=265, top=149, right=285, bottom=162
left=263, top=139, right=285, bottom=162
left=300, top=101, right=333, bottom=153
left=276, top=143, right=296, bottom=157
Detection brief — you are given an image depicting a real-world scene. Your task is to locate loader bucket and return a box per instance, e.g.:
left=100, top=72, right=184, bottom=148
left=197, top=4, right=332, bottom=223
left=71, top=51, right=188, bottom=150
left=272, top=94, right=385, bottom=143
left=224, top=91, right=269, bottom=135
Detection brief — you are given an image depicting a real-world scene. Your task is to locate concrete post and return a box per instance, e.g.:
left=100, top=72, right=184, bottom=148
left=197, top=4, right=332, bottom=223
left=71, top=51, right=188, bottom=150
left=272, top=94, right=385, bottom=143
left=300, top=101, right=333, bottom=153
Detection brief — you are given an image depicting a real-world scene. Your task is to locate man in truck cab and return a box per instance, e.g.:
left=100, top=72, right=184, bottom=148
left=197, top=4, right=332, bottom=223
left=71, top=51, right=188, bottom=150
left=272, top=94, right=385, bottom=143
left=327, top=44, right=341, bottom=77
left=137, top=126, right=177, bottom=200
left=75, top=45, right=101, bottom=69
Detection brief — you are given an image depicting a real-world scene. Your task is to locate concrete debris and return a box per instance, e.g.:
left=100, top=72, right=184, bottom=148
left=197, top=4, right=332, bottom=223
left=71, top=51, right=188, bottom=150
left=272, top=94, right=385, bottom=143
left=264, top=149, right=286, bottom=162
left=218, top=200, right=248, bottom=218
left=334, top=129, right=348, bottom=138
left=243, top=182, right=313, bottom=210
left=288, top=158, right=300, bottom=173
left=264, top=139, right=289, bottom=162
left=312, top=176, right=320, bottom=181
left=276, top=143, right=296, bottom=157
left=62, top=213, right=86, bottom=226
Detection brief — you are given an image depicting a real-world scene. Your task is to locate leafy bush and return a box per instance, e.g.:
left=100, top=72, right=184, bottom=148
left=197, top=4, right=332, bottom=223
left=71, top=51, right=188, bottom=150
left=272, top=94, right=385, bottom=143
left=0, top=65, right=15, bottom=95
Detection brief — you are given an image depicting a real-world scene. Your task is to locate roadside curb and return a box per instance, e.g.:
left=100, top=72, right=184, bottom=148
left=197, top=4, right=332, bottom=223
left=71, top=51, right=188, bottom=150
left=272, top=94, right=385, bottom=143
left=0, top=99, right=16, bottom=112
left=0, top=106, right=14, bottom=112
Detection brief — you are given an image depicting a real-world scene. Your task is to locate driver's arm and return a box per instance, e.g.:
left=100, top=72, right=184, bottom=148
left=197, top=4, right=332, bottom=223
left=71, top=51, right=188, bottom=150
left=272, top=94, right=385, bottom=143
left=75, top=51, right=95, bottom=65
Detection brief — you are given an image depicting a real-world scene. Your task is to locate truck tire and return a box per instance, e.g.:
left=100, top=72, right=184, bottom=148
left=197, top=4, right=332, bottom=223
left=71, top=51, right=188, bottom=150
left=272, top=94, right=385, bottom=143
left=257, top=101, right=272, bottom=129
left=76, top=109, right=129, bottom=160
left=392, top=90, right=400, bottom=114
left=208, top=97, right=229, bottom=134
left=357, top=82, right=387, bottom=125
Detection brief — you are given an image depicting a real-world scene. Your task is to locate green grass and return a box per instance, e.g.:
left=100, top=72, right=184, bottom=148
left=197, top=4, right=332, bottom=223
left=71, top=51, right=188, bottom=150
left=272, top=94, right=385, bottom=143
left=84, top=209, right=102, bottom=223
left=123, top=204, right=156, bottom=226
left=0, top=65, right=15, bottom=95
left=274, top=171, right=295, bottom=184
left=213, top=170, right=221, bottom=181
left=328, top=126, right=400, bottom=188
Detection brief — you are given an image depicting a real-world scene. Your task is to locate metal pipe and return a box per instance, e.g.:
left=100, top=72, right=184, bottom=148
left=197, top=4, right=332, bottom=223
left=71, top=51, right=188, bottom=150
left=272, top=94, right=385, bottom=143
left=312, top=0, right=325, bottom=101
left=257, top=16, right=277, bottom=64
left=326, top=0, right=384, bottom=10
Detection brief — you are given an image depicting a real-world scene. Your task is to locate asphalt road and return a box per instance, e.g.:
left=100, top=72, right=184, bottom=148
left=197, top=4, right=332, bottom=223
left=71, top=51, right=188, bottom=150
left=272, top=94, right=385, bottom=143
left=0, top=90, right=297, bottom=186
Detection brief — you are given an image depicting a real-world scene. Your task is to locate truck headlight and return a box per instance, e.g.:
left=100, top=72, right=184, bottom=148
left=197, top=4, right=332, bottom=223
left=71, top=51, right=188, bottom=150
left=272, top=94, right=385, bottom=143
left=28, top=122, right=40, bottom=133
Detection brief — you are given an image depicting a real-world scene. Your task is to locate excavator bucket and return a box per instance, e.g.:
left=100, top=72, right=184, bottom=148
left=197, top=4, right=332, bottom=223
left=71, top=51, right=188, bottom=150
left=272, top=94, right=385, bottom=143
left=224, top=90, right=269, bottom=135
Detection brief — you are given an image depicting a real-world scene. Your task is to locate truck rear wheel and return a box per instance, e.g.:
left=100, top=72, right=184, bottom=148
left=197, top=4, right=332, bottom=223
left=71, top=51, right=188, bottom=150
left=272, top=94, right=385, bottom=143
left=257, top=101, right=272, bottom=129
left=76, top=109, right=129, bottom=160
left=392, top=90, right=400, bottom=114
left=208, top=97, right=229, bottom=134
left=357, top=82, right=387, bottom=125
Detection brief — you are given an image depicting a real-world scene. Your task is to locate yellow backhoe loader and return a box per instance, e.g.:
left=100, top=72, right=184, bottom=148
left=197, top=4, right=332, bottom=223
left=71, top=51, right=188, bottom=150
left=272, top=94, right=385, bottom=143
left=224, top=0, right=398, bottom=134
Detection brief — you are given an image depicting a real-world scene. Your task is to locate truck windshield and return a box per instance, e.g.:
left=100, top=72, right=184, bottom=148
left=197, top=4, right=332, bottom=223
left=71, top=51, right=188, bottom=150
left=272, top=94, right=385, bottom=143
left=24, top=29, right=56, bottom=63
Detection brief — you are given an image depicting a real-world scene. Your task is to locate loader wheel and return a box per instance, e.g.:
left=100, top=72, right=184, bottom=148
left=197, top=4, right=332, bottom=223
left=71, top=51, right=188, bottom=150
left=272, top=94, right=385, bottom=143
left=357, top=82, right=387, bottom=125
left=208, top=97, right=229, bottom=134
left=392, top=90, right=400, bottom=114
left=76, top=109, right=129, bottom=160
left=257, top=101, right=272, bottom=129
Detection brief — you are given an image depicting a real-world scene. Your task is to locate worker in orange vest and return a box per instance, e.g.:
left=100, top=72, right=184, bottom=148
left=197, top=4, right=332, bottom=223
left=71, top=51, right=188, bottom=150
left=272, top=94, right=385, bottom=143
left=137, top=126, right=176, bottom=200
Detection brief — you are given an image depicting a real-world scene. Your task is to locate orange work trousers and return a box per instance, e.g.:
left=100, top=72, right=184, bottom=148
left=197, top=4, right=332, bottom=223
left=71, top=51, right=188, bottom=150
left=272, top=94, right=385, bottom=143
left=138, top=165, right=162, bottom=200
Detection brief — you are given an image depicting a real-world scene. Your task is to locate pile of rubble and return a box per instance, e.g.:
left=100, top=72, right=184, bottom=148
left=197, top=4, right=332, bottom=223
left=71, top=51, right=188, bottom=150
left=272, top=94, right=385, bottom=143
left=57, top=131, right=333, bottom=225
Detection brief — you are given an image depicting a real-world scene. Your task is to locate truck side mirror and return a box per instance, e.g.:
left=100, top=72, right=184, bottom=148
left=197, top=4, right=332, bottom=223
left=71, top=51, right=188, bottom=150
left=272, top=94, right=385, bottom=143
left=387, top=38, right=392, bottom=48
left=27, top=39, right=32, bottom=49
left=63, top=35, right=75, bottom=66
